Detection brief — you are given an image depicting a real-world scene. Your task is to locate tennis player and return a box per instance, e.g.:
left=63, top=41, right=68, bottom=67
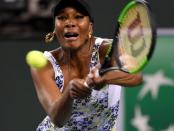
left=30, top=0, right=143, bottom=130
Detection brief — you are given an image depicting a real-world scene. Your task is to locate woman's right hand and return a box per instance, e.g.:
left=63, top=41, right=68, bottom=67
left=68, top=78, right=92, bottom=99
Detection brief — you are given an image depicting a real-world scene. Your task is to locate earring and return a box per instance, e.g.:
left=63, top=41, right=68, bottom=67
left=45, top=31, right=55, bottom=43
left=88, top=32, right=92, bottom=39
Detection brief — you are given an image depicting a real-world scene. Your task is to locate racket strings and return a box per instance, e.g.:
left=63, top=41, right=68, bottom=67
left=118, top=3, right=153, bottom=72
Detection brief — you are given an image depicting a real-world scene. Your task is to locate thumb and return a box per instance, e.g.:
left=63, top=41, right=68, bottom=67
left=90, top=64, right=101, bottom=77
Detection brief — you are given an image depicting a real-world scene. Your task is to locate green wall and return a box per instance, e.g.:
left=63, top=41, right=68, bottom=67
left=125, top=36, right=174, bottom=131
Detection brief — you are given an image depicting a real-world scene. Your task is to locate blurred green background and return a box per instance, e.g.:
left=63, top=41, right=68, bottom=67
left=125, top=36, right=174, bottom=131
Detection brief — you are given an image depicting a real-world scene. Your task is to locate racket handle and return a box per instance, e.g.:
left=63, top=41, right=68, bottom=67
left=83, top=73, right=94, bottom=89
left=83, top=66, right=100, bottom=89
left=83, top=81, right=90, bottom=88
left=84, top=67, right=121, bottom=88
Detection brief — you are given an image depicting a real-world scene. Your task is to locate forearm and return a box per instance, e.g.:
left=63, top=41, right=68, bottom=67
left=48, top=87, right=73, bottom=127
left=31, top=68, right=73, bottom=127
left=103, top=71, right=143, bottom=87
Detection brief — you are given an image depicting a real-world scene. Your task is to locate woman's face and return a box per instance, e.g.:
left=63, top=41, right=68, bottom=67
left=54, top=7, right=93, bottom=50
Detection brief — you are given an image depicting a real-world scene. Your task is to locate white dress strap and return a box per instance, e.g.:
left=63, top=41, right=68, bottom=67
left=43, top=51, right=64, bottom=92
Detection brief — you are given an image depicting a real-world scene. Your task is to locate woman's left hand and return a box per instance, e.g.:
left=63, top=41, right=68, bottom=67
left=84, top=66, right=106, bottom=90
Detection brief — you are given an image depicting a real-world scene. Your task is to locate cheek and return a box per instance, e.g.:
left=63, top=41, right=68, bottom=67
left=55, top=19, right=64, bottom=30
left=55, top=22, right=62, bottom=32
left=54, top=23, right=64, bottom=37
left=79, top=23, right=91, bottom=37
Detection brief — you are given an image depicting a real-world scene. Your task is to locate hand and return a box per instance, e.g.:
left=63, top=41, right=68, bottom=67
left=84, top=65, right=106, bottom=90
left=68, top=78, right=92, bottom=99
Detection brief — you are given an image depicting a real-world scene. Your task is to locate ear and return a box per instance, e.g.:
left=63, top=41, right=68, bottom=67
left=89, top=22, right=93, bottom=35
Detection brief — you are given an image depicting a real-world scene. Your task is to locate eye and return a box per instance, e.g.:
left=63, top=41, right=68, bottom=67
left=56, top=15, right=67, bottom=21
left=75, top=15, right=84, bottom=19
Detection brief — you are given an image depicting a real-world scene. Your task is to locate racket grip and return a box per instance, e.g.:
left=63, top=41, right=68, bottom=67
left=84, top=73, right=93, bottom=89
left=83, top=72, right=95, bottom=89
left=84, top=65, right=100, bottom=89
left=83, top=81, right=90, bottom=88
left=99, top=70, right=105, bottom=76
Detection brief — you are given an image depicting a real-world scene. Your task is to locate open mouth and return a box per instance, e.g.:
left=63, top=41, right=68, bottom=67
left=64, top=32, right=79, bottom=39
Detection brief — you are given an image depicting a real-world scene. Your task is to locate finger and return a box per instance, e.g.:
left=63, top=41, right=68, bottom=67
left=84, top=64, right=101, bottom=89
left=70, top=88, right=91, bottom=99
left=70, top=80, right=92, bottom=94
left=71, top=86, right=91, bottom=96
left=83, top=81, right=89, bottom=88
left=69, top=91, right=78, bottom=99
left=84, top=73, right=94, bottom=88
left=93, top=68, right=99, bottom=77
left=71, top=79, right=88, bottom=90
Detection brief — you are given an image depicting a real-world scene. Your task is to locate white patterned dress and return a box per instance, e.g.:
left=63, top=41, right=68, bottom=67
left=36, top=37, right=122, bottom=131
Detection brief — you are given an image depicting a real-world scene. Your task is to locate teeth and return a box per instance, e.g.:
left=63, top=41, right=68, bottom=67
left=64, top=32, right=78, bottom=38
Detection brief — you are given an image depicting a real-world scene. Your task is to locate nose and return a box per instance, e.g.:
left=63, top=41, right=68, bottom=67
left=65, top=19, right=76, bottom=28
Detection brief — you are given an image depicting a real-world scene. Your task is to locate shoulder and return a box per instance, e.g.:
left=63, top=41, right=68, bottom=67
left=94, top=37, right=112, bottom=46
left=101, top=38, right=113, bottom=44
left=95, top=37, right=113, bottom=57
left=47, top=47, right=62, bottom=61
left=94, top=37, right=113, bottom=49
left=30, top=49, right=62, bottom=80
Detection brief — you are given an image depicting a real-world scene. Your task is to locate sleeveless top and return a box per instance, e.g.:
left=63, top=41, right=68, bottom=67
left=36, top=37, right=122, bottom=131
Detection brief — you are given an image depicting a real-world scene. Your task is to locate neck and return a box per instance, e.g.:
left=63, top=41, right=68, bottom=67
left=60, top=37, right=95, bottom=76
left=62, top=37, right=94, bottom=64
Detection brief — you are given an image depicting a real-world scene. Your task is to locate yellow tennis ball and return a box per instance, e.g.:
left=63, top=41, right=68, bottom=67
left=26, top=50, right=48, bottom=69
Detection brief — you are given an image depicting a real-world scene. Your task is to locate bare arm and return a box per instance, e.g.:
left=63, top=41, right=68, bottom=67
left=30, top=64, right=73, bottom=127
left=86, top=40, right=143, bottom=89
left=102, top=70, right=143, bottom=86
left=30, top=62, right=92, bottom=127
left=87, top=67, right=143, bottom=90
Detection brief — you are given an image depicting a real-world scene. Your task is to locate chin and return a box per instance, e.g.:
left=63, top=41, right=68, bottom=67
left=62, top=44, right=80, bottom=51
left=64, top=41, right=81, bottom=49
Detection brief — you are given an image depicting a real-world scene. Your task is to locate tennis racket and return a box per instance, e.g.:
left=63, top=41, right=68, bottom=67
left=101, top=0, right=156, bottom=75
left=84, top=0, right=156, bottom=87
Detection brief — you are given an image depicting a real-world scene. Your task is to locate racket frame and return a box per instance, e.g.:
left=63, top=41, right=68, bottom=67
left=99, top=0, right=157, bottom=75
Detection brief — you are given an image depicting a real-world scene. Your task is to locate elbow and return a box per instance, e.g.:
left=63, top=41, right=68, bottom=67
left=49, top=114, right=65, bottom=128
left=48, top=106, right=66, bottom=128
left=131, top=73, right=143, bottom=86
left=46, top=95, right=73, bottom=128
left=54, top=121, right=65, bottom=128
